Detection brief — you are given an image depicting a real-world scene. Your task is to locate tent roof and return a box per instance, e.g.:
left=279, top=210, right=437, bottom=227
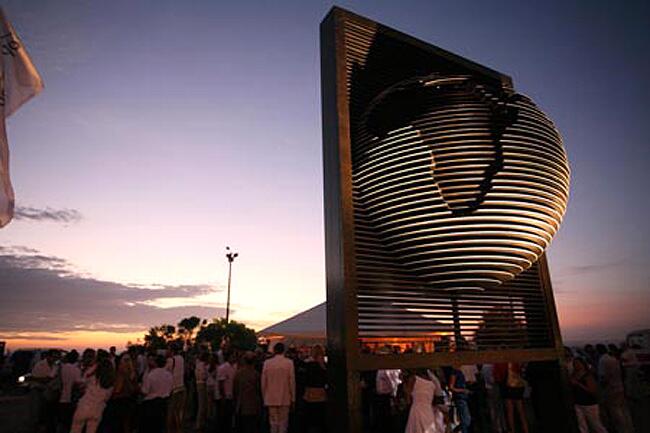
left=258, top=302, right=454, bottom=340
left=258, top=303, right=326, bottom=339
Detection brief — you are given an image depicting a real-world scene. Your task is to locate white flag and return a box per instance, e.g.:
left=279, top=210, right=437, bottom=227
left=0, top=8, right=43, bottom=227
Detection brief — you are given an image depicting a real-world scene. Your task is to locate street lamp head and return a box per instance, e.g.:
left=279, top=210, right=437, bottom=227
left=226, top=247, right=238, bottom=263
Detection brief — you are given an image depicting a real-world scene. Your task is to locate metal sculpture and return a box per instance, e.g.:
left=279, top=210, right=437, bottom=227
left=321, top=7, right=574, bottom=432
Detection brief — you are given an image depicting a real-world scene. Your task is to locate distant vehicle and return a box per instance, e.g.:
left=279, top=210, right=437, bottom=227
left=627, top=329, right=650, bottom=352
left=624, top=329, right=650, bottom=397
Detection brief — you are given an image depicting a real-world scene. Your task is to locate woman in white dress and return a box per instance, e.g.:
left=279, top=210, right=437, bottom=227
left=70, top=358, right=115, bottom=433
left=404, top=369, right=445, bottom=433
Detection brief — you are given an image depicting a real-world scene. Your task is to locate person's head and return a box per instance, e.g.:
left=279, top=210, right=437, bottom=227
left=96, top=358, right=116, bottom=389
left=310, top=345, right=324, bottom=362
left=109, top=346, right=116, bottom=356
left=169, top=341, right=183, bottom=356
left=564, top=346, right=574, bottom=359
left=573, top=357, right=589, bottom=374
left=44, top=349, right=59, bottom=365
left=415, top=368, right=430, bottom=380
left=82, top=348, right=96, bottom=366
left=118, top=354, right=134, bottom=375
left=199, top=351, right=209, bottom=363
left=584, top=344, right=595, bottom=354
left=65, top=350, right=79, bottom=364
left=596, top=344, right=608, bottom=356
left=96, top=349, right=109, bottom=361
left=273, top=342, right=285, bottom=355
left=608, top=344, right=620, bottom=357
left=286, top=346, right=298, bottom=360
left=155, top=354, right=166, bottom=369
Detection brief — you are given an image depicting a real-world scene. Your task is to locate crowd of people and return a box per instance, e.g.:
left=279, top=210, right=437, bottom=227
left=361, top=342, right=644, bottom=433
left=565, top=343, right=641, bottom=433
left=21, top=339, right=646, bottom=433
left=26, top=340, right=326, bottom=433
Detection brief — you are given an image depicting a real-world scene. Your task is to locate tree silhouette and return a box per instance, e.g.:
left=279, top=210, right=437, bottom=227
left=142, top=318, right=256, bottom=351
left=144, top=324, right=178, bottom=350
left=195, top=318, right=257, bottom=351
left=178, top=316, right=201, bottom=342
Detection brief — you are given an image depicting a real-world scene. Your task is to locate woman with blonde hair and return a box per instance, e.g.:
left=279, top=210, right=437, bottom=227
left=106, top=354, right=139, bottom=433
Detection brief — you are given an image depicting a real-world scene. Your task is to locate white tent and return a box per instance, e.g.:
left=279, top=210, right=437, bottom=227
left=258, top=303, right=326, bottom=345
left=258, top=302, right=454, bottom=350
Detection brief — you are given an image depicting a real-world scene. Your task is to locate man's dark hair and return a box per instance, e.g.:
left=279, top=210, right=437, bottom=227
left=596, top=344, right=608, bottom=355
left=82, top=348, right=96, bottom=366
left=273, top=342, right=285, bottom=354
left=169, top=341, right=183, bottom=354
left=155, top=354, right=167, bottom=368
left=65, top=350, right=79, bottom=364
left=97, top=349, right=109, bottom=360
left=608, top=344, right=620, bottom=356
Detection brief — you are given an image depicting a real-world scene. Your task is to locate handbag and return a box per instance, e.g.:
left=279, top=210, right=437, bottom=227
left=303, top=387, right=327, bottom=403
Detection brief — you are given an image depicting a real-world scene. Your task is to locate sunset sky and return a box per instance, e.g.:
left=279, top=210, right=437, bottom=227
left=0, top=0, right=648, bottom=350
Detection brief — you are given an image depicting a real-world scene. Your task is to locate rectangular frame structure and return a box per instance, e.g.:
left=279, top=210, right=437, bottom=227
left=321, top=7, right=573, bottom=432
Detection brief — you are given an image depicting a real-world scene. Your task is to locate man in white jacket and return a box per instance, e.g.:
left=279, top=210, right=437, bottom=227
left=261, top=343, right=295, bottom=433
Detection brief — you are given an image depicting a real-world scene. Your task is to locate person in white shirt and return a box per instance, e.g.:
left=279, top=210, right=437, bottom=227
left=596, top=344, right=634, bottom=433
left=218, top=353, right=237, bottom=433
left=460, top=365, right=478, bottom=384
left=375, top=369, right=401, bottom=433
left=262, top=343, right=295, bottom=433
left=141, top=354, right=173, bottom=433
left=165, top=345, right=186, bottom=433
left=195, top=352, right=209, bottom=431
left=31, top=349, right=60, bottom=433
left=31, top=349, right=59, bottom=382
left=58, top=350, right=83, bottom=431
left=70, top=358, right=115, bottom=433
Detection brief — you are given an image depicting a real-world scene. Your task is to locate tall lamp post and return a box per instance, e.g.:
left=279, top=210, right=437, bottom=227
left=225, top=246, right=238, bottom=323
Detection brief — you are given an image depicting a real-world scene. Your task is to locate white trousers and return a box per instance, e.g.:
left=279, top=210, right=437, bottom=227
left=70, top=404, right=103, bottom=433
left=268, top=405, right=290, bottom=433
left=575, top=404, right=608, bottom=433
